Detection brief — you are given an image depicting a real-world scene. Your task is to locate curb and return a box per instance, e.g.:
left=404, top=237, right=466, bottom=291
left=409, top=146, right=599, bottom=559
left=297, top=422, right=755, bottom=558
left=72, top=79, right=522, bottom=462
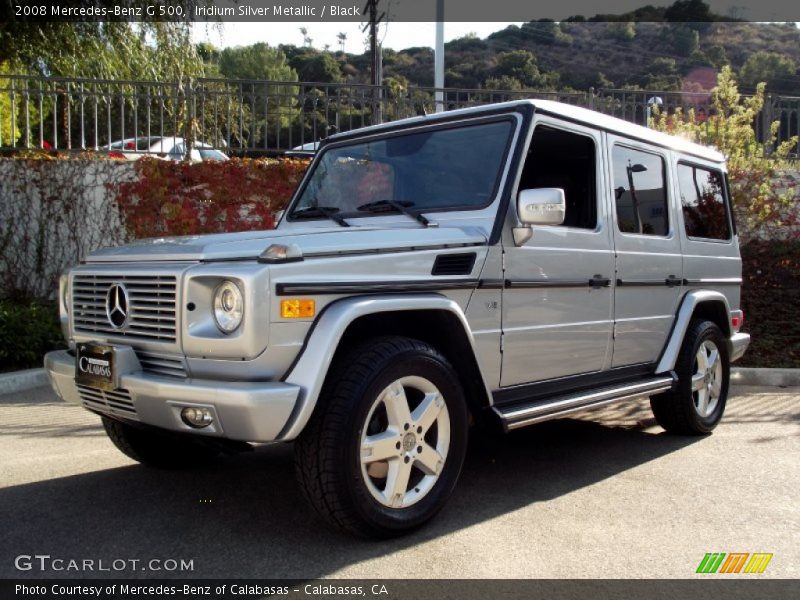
left=731, top=367, right=800, bottom=387
left=1, top=367, right=798, bottom=396
left=0, top=368, right=47, bottom=396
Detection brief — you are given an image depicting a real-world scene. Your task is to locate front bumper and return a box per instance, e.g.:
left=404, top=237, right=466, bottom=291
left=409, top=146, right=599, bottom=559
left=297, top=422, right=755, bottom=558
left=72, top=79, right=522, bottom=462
left=730, top=332, right=751, bottom=362
left=44, top=350, right=300, bottom=442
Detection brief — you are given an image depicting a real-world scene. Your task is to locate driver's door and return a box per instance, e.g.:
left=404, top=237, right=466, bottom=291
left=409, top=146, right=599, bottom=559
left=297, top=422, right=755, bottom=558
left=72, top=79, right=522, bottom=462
left=500, top=120, right=614, bottom=387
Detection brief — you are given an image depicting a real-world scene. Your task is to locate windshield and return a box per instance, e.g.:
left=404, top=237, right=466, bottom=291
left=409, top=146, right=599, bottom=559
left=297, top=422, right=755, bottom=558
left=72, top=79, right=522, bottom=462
left=289, top=119, right=514, bottom=220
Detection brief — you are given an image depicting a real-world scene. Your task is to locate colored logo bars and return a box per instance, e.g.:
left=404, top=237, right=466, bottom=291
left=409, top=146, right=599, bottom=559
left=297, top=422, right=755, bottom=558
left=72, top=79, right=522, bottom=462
left=696, top=553, right=773, bottom=574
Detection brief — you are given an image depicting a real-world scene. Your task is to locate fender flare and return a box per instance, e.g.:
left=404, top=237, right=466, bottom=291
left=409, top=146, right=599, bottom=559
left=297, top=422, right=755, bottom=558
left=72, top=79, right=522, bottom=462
left=655, top=290, right=731, bottom=374
left=277, top=294, right=492, bottom=441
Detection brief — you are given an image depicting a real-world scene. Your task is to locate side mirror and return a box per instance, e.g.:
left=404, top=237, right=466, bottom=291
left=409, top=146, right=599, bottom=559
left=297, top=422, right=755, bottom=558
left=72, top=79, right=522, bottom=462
left=517, top=188, right=566, bottom=226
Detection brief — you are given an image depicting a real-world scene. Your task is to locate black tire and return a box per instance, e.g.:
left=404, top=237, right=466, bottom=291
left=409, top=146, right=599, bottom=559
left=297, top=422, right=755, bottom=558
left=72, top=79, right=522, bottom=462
left=102, top=416, right=219, bottom=469
left=294, top=336, right=469, bottom=538
left=650, top=319, right=730, bottom=435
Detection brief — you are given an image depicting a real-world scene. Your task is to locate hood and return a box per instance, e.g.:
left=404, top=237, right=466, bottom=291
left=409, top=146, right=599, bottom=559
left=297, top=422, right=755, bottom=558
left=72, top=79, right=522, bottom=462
left=86, top=226, right=488, bottom=263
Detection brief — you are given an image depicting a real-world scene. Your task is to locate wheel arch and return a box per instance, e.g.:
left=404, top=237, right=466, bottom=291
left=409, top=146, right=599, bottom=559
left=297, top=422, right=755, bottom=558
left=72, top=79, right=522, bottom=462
left=656, top=290, right=732, bottom=374
left=277, top=294, right=492, bottom=440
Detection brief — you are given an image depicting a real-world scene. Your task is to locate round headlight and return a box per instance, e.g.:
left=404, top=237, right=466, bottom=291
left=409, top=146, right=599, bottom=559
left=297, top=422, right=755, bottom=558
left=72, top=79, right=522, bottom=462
left=213, top=280, right=244, bottom=333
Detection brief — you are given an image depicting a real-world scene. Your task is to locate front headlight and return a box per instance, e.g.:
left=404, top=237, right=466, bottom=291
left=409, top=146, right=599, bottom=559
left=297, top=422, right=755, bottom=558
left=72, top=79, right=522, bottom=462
left=213, top=280, right=244, bottom=333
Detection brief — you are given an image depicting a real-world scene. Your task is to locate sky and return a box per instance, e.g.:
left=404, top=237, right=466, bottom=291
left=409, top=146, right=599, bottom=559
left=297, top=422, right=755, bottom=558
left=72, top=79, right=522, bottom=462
left=192, top=22, right=521, bottom=53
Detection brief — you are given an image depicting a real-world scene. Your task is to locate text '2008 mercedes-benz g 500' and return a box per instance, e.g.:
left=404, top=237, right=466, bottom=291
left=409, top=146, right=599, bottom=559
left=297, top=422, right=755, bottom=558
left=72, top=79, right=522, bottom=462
left=45, top=100, right=750, bottom=538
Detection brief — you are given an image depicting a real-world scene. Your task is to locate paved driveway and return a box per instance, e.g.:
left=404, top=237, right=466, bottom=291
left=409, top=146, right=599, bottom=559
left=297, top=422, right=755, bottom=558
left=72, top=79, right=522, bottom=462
left=1, top=384, right=797, bottom=579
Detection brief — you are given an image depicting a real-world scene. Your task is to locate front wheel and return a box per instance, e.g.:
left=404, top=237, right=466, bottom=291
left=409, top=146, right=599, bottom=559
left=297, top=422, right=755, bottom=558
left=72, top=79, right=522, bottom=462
left=650, top=319, right=730, bottom=435
left=294, top=336, right=469, bottom=538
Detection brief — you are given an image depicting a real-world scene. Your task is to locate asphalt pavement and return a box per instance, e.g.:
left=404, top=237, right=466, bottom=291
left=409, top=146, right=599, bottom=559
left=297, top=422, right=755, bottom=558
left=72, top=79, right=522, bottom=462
left=1, top=383, right=797, bottom=579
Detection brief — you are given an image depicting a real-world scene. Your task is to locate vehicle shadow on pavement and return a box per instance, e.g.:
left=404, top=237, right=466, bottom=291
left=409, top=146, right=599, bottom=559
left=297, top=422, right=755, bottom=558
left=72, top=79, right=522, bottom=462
left=0, top=416, right=702, bottom=579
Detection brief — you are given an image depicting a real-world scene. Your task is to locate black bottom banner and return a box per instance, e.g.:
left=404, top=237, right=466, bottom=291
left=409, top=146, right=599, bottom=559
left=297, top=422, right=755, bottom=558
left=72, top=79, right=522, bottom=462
left=3, top=579, right=798, bottom=600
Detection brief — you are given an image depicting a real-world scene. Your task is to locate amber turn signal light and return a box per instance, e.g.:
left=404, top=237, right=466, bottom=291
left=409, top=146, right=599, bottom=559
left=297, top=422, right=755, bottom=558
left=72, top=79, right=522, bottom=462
left=280, top=299, right=316, bottom=318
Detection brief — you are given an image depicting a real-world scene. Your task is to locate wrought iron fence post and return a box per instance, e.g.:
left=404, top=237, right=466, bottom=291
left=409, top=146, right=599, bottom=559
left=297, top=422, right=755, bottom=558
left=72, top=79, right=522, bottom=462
left=761, top=93, right=775, bottom=155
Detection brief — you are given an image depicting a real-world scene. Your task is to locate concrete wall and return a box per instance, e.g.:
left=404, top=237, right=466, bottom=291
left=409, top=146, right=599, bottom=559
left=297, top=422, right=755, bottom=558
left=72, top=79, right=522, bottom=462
left=0, top=159, right=134, bottom=299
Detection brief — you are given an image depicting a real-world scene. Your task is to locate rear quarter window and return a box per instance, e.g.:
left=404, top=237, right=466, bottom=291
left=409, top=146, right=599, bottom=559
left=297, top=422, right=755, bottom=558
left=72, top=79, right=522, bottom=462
left=677, top=163, right=732, bottom=241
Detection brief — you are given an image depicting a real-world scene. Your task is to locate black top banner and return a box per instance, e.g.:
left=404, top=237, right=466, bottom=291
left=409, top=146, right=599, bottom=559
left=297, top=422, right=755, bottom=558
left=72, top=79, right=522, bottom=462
left=5, top=0, right=800, bottom=22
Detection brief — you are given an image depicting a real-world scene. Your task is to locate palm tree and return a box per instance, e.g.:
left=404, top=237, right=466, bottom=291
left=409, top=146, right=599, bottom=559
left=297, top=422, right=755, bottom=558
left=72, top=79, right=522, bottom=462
left=337, top=32, right=347, bottom=54
left=299, top=27, right=308, bottom=46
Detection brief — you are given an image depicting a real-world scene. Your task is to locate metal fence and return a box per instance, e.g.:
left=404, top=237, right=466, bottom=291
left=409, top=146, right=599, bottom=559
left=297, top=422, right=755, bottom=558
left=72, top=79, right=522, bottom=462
left=1, top=74, right=798, bottom=157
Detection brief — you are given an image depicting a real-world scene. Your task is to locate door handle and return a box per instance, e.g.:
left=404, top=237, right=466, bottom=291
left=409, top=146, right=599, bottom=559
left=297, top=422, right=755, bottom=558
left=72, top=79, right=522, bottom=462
left=589, top=275, right=611, bottom=288
left=665, top=275, right=683, bottom=288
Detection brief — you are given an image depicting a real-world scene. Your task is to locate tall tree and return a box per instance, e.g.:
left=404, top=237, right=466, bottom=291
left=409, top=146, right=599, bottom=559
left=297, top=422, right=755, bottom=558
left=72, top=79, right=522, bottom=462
left=0, top=7, right=202, bottom=80
left=218, top=44, right=298, bottom=82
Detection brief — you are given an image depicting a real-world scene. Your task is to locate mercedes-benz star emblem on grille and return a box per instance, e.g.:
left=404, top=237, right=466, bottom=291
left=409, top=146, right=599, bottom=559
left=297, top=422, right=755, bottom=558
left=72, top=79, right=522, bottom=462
left=105, top=283, right=130, bottom=329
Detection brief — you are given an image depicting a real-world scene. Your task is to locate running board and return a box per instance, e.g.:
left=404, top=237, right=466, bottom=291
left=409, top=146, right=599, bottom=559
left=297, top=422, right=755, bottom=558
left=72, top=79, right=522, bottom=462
left=493, top=375, right=676, bottom=431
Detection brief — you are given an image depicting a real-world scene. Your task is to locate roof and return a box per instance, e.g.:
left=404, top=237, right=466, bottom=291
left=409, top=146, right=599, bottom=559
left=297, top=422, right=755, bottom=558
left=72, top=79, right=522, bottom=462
left=327, top=99, right=725, bottom=163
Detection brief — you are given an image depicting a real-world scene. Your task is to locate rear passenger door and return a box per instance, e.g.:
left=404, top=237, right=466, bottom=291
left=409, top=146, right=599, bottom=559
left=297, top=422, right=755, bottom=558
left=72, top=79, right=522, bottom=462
left=607, top=138, right=683, bottom=367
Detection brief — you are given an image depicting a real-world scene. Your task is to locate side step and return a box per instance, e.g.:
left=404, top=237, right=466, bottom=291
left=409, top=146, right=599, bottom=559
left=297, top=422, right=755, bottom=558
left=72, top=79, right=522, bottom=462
left=493, top=375, right=676, bottom=431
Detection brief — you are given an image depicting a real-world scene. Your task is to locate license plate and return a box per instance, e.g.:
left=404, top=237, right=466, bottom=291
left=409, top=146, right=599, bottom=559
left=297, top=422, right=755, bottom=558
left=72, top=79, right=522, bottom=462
left=75, top=343, right=115, bottom=391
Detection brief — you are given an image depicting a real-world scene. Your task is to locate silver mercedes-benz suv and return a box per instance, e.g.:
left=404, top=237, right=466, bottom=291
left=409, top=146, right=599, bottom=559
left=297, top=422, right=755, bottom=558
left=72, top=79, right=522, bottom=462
left=45, top=100, right=750, bottom=537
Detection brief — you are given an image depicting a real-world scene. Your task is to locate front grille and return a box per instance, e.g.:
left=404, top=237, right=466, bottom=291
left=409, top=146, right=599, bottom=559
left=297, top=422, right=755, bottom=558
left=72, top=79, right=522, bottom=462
left=72, top=274, right=177, bottom=343
left=137, top=351, right=187, bottom=378
left=77, top=385, right=137, bottom=419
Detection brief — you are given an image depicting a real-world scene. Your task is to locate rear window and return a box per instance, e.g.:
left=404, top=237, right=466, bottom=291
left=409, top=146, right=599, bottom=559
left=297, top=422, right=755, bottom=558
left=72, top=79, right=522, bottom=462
left=198, top=148, right=228, bottom=161
left=677, top=163, right=731, bottom=241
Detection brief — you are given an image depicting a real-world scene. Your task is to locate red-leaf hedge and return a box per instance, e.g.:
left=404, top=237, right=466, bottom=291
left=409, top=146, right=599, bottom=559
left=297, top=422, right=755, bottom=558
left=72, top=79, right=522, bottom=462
left=114, top=157, right=309, bottom=239
left=739, top=240, right=800, bottom=368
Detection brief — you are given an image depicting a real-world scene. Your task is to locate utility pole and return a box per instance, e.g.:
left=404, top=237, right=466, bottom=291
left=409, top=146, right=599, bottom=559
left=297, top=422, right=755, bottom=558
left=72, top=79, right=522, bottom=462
left=435, top=0, right=444, bottom=112
left=363, top=0, right=385, bottom=122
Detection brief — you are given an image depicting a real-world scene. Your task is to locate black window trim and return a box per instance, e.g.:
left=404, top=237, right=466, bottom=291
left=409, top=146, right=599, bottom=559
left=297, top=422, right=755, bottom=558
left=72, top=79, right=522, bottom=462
left=676, top=159, right=734, bottom=244
left=285, top=113, right=520, bottom=223
left=611, top=142, right=672, bottom=239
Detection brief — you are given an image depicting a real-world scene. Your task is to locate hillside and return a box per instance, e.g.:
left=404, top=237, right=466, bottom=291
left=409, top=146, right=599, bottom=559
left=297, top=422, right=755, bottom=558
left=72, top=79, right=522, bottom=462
left=198, top=20, right=800, bottom=98
left=362, top=21, right=800, bottom=95
left=196, top=1, right=800, bottom=97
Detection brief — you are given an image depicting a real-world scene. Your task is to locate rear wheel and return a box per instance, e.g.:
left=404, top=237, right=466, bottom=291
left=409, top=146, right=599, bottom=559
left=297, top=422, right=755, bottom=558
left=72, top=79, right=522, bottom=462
left=102, top=416, right=219, bottom=469
left=294, top=336, right=469, bottom=538
left=650, top=319, right=730, bottom=435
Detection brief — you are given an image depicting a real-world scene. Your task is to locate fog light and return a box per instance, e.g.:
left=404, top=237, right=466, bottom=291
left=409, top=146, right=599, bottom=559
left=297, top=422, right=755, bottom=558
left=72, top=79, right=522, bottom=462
left=181, top=407, right=214, bottom=428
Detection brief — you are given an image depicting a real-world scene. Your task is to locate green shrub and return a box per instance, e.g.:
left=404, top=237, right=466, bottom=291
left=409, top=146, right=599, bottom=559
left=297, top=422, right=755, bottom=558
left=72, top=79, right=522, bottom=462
left=0, top=300, right=65, bottom=371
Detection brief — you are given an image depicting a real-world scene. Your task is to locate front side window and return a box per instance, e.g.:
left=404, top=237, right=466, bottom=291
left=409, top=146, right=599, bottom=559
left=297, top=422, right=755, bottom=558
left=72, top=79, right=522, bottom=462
left=289, top=119, right=514, bottom=220
left=677, top=163, right=731, bottom=241
left=518, top=126, right=597, bottom=229
left=612, top=145, right=669, bottom=236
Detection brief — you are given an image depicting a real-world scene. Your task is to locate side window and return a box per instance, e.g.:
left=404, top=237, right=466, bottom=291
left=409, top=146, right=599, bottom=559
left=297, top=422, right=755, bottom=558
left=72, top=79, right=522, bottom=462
left=518, top=126, right=597, bottom=229
left=677, top=163, right=731, bottom=241
left=169, top=143, right=185, bottom=159
left=612, top=145, right=669, bottom=236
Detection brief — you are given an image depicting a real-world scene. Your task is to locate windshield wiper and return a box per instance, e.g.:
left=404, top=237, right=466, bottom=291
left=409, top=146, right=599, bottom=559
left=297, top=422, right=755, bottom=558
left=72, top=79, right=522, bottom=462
left=291, top=205, right=350, bottom=227
left=356, top=199, right=435, bottom=228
